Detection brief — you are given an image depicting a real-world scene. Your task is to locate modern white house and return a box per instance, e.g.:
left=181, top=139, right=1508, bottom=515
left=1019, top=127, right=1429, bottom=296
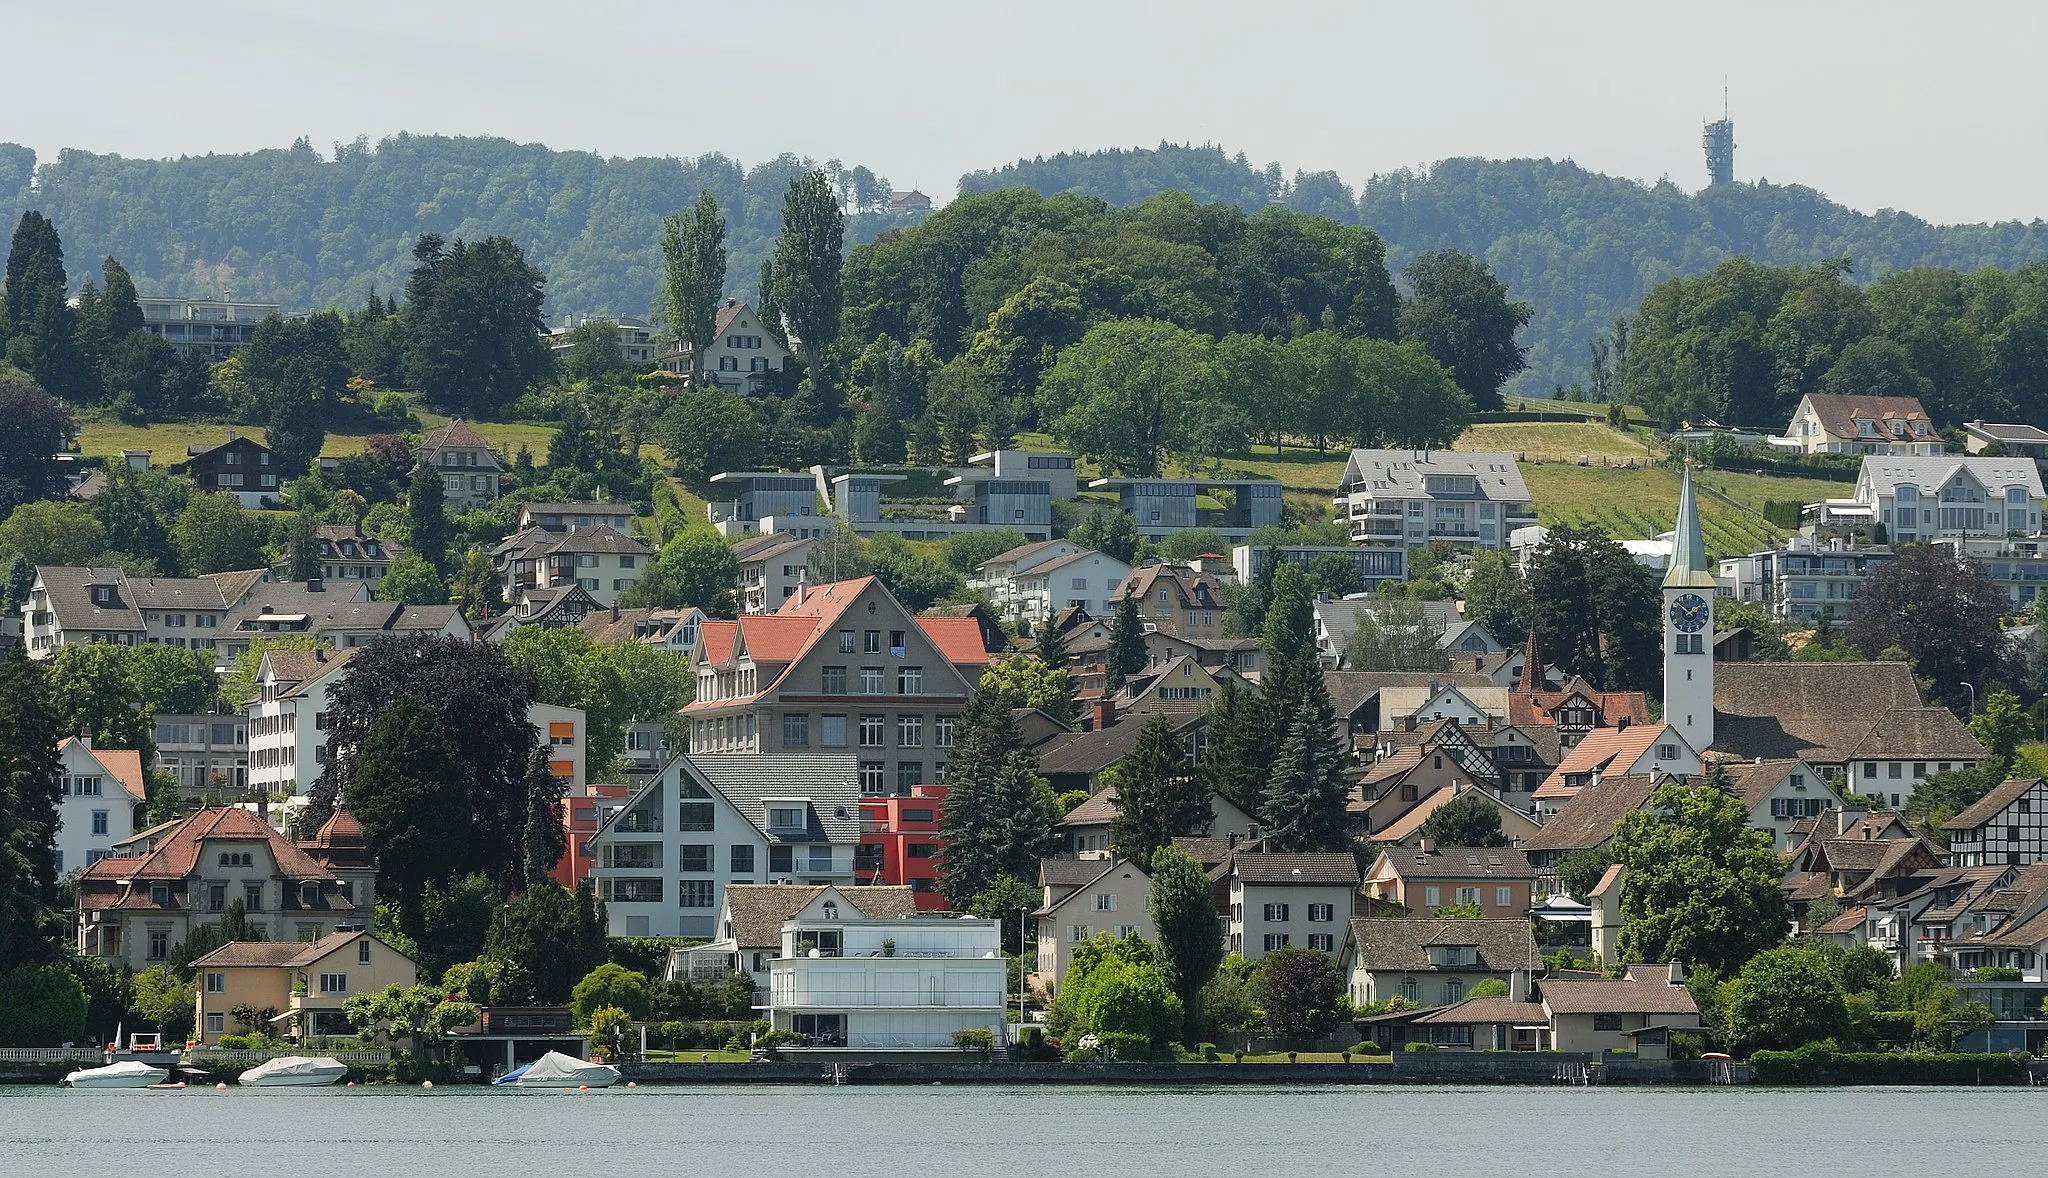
left=1809, top=455, right=2045, bottom=544
left=979, top=547, right=1131, bottom=627
left=55, top=736, right=144, bottom=877
left=246, top=648, right=358, bottom=798
left=585, top=751, right=861, bottom=937
left=1333, top=450, right=1536, bottom=550
left=765, top=889, right=1009, bottom=1051
left=546, top=314, right=659, bottom=365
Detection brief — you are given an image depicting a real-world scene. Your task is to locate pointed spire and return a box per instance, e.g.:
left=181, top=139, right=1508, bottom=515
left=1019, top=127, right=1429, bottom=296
left=1664, top=463, right=1717, bottom=587
left=1518, top=629, right=1542, bottom=693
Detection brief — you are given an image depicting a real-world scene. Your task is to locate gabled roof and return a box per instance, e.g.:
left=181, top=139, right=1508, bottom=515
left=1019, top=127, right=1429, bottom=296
left=1535, top=724, right=1678, bottom=798
left=1507, top=678, right=1651, bottom=730
left=1346, top=917, right=1540, bottom=972
left=1370, top=846, right=1533, bottom=881
left=1846, top=708, right=1985, bottom=762
left=540, top=524, right=652, bottom=557
left=1033, top=713, right=1202, bottom=779
left=1712, top=662, right=1924, bottom=763
left=1110, top=563, right=1220, bottom=610
left=1336, top=450, right=1530, bottom=501
left=1859, top=455, right=2043, bottom=497
left=190, top=931, right=402, bottom=970
left=61, top=738, right=147, bottom=802
left=1039, top=857, right=1123, bottom=889
left=1799, top=393, right=1932, bottom=437
left=419, top=419, right=496, bottom=453
left=720, top=884, right=917, bottom=949
left=1947, top=778, right=2047, bottom=831
left=917, top=616, right=995, bottom=667
left=1521, top=775, right=1660, bottom=853
left=1035, top=858, right=1152, bottom=916
left=258, top=647, right=356, bottom=699
left=1413, top=997, right=1547, bottom=1025
left=1323, top=670, right=1495, bottom=721
left=1721, top=758, right=1830, bottom=810
left=980, top=538, right=1073, bottom=570
left=731, top=532, right=815, bottom=563
left=1229, top=853, right=1360, bottom=886
left=690, top=753, right=861, bottom=846
left=1370, top=784, right=1541, bottom=846
left=184, top=433, right=270, bottom=458
left=1540, top=969, right=1699, bottom=1016
left=578, top=605, right=701, bottom=647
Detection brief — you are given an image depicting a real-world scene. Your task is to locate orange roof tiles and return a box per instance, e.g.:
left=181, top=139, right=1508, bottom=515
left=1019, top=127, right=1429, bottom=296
left=64, top=739, right=147, bottom=802
left=916, top=616, right=991, bottom=667
left=78, top=807, right=330, bottom=881
left=1534, top=724, right=1675, bottom=799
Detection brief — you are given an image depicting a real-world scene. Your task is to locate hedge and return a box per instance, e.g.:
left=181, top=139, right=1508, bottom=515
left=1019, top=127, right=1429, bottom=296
left=1750, top=1044, right=2028, bottom=1085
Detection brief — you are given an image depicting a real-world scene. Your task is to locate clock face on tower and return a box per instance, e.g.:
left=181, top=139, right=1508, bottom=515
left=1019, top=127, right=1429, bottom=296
left=1669, top=592, right=1710, bottom=634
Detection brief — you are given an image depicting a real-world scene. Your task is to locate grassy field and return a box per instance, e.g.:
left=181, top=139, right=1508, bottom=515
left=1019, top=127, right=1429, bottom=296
left=1458, top=421, right=1659, bottom=464
left=74, top=410, right=559, bottom=468
left=1524, top=462, right=1850, bottom=559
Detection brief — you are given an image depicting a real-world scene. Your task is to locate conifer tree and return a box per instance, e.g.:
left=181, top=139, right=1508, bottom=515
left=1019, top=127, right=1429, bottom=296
left=3, top=211, right=66, bottom=338
left=99, top=257, right=144, bottom=340
left=1260, top=704, right=1351, bottom=853
left=523, top=748, right=569, bottom=887
left=937, top=692, right=1050, bottom=908
left=0, top=646, right=64, bottom=965
left=286, top=509, right=321, bottom=582
left=1104, top=595, right=1148, bottom=695
left=1198, top=678, right=1268, bottom=816
left=1107, top=715, right=1211, bottom=868
left=407, top=461, right=448, bottom=574
left=1034, top=615, right=1071, bottom=672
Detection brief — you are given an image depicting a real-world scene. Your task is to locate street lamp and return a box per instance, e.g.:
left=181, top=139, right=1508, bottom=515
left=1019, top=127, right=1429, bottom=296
left=1961, top=682, right=1977, bottom=716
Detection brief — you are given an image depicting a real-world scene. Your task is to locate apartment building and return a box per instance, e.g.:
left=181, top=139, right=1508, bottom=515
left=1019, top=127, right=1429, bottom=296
left=585, top=751, right=861, bottom=937
left=1226, top=853, right=1362, bottom=960
left=1810, top=455, right=2044, bottom=544
left=21, top=566, right=264, bottom=658
left=685, top=577, right=990, bottom=796
left=1108, top=563, right=1226, bottom=639
left=545, top=314, right=658, bottom=365
left=246, top=648, right=358, bottom=797
left=1333, top=450, right=1535, bottom=550
left=516, top=501, right=638, bottom=534
left=137, top=296, right=280, bottom=359
left=856, top=784, right=950, bottom=909
left=1089, top=477, right=1284, bottom=545
left=733, top=533, right=819, bottom=614
left=153, top=713, right=248, bottom=795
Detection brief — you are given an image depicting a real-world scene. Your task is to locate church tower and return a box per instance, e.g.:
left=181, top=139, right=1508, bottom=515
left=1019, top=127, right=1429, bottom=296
left=1663, top=464, right=1717, bottom=754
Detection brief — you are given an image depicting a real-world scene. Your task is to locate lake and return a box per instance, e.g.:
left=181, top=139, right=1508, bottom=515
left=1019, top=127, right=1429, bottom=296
left=1, top=1083, right=2041, bottom=1176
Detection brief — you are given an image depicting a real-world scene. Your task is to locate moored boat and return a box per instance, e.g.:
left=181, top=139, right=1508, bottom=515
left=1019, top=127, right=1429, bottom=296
left=62, top=1060, right=170, bottom=1088
left=237, top=1056, right=349, bottom=1087
left=511, top=1051, right=619, bottom=1088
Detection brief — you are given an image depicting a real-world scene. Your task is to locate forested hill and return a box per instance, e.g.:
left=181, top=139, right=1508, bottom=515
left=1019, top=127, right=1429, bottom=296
left=0, top=135, right=913, bottom=321
left=961, top=144, right=2048, bottom=396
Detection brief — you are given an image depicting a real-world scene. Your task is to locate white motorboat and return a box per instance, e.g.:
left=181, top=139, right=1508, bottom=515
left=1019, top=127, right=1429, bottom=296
left=238, top=1056, right=349, bottom=1087
left=62, top=1060, right=170, bottom=1088
left=511, top=1050, right=619, bottom=1088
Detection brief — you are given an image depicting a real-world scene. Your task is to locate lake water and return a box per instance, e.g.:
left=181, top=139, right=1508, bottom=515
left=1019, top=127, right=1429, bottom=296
left=1, top=1083, right=2042, bottom=1176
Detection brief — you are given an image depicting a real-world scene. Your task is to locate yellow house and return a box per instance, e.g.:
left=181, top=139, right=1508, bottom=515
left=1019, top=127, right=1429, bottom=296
left=191, top=932, right=417, bottom=1045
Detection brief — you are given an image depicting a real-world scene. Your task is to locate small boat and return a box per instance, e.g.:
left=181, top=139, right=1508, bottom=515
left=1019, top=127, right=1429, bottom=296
left=491, top=1063, right=530, bottom=1085
left=238, top=1056, right=349, bottom=1087
left=63, top=1060, right=170, bottom=1088
left=510, top=1051, right=619, bottom=1088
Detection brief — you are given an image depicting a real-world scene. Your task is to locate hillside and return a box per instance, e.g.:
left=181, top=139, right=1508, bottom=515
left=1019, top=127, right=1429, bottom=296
left=0, top=137, right=916, bottom=319
left=963, top=144, right=2048, bottom=398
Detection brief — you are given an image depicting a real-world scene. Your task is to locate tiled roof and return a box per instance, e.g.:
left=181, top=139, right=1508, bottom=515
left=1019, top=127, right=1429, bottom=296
left=1323, top=671, right=1495, bottom=721
left=1945, top=778, right=2043, bottom=831
left=981, top=538, right=1073, bottom=570
left=1034, top=714, right=1200, bottom=779
left=313, top=525, right=400, bottom=563
left=260, top=647, right=356, bottom=699
left=578, top=606, right=699, bottom=647
left=731, top=533, right=813, bottom=563
left=1801, top=393, right=1932, bottom=437
left=1711, top=662, right=1923, bottom=762
left=33, top=566, right=145, bottom=633
left=419, top=419, right=496, bottom=453
left=76, top=806, right=331, bottom=882
left=720, top=884, right=917, bottom=949
left=1589, top=862, right=1625, bottom=899
left=1521, top=775, right=1660, bottom=853
left=1860, top=455, right=2044, bottom=497
left=1507, top=677, right=1651, bottom=729
left=189, top=931, right=374, bottom=969
left=1413, top=998, right=1547, bottom=1025
left=1371, top=846, right=1533, bottom=881
left=1535, top=725, right=1675, bottom=797
left=1722, top=758, right=1817, bottom=809
left=541, top=524, right=652, bottom=557
left=1847, top=708, right=1984, bottom=761
left=918, top=616, right=994, bottom=666
left=1110, top=564, right=1220, bottom=610
left=1346, top=917, right=1540, bottom=972
left=63, top=741, right=147, bottom=802
left=1039, top=858, right=1122, bottom=889
left=1230, top=853, right=1360, bottom=886
left=1540, top=972, right=1699, bottom=1016
left=1371, top=785, right=1531, bottom=845
left=690, top=753, right=861, bottom=846
left=1058, top=788, right=1120, bottom=828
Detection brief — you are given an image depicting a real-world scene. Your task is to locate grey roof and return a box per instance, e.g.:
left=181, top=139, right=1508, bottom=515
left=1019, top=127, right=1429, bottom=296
left=1033, top=714, right=1201, bottom=779
left=313, top=526, right=401, bottom=563
left=1372, top=846, right=1533, bottom=881
left=1039, top=858, right=1122, bottom=889
left=981, top=538, right=1072, bottom=570
left=520, top=501, right=637, bottom=519
left=732, top=533, right=813, bottom=562
left=540, top=524, right=651, bottom=557
left=1947, top=778, right=2047, bottom=831
left=1412, top=998, right=1547, bottom=1025
left=1664, top=466, right=1716, bottom=589
left=689, top=753, right=861, bottom=845
left=720, top=884, right=917, bottom=949
left=1337, top=450, right=1530, bottom=501
left=219, top=580, right=465, bottom=639
left=1540, top=971, right=1700, bottom=1016
left=1317, top=599, right=1458, bottom=658
left=1323, top=670, right=1496, bottom=720
left=1346, top=918, right=1541, bottom=972
left=1847, top=708, right=1986, bottom=761
left=1230, top=853, right=1361, bottom=886
left=1967, top=421, right=2048, bottom=443
left=1858, top=455, right=2045, bottom=498
left=1711, top=662, right=1924, bottom=763
left=34, top=566, right=262, bottom=634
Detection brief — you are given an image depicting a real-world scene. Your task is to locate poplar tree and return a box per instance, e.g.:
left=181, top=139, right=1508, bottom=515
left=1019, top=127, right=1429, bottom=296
left=767, top=170, right=844, bottom=395
left=0, top=646, right=64, bottom=965
left=523, top=748, right=569, bottom=887
left=1148, top=845, right=1224, bottom=1043
left=407, top=461, right=448, bottom=574
left=661, top=190, right=727, bottom=388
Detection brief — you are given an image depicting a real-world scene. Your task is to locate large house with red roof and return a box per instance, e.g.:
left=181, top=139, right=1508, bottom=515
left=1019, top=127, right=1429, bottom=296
left=56, top=735, right=146, bottom=876
left=1530, top=723, right=1702, bottom=819
left=685, top=576, right=991, bottom=797
left=74, top=807, right=378, bottom=971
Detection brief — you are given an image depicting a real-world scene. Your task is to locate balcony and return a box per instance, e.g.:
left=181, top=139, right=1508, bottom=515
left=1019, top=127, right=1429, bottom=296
left=615, top=812, right=662, bottom=834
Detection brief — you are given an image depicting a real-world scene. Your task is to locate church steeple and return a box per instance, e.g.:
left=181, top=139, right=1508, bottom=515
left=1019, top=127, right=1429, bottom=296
left=1518, top=629, right=1542, bottom=693
left=1665, top=463, right=1716, bottom=588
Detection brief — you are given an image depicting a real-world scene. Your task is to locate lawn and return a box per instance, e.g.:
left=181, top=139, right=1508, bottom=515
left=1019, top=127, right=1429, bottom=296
left=74, top=409, right=559, bottom=467
left=1457, top=421, right=1658, bottom=465
left=640, top=1049, right=753, bottom=1064
left=1219, top=1052, right=1389, bottom=1064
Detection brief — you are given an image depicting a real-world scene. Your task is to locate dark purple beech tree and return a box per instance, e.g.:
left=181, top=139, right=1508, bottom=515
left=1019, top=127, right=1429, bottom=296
left=304, top=635, right=539, bottom=891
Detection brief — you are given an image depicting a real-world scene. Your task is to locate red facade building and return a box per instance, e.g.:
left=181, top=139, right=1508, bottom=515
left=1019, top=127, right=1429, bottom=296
left=553, top=783, right=632, bottom=888
left=858, top=784, right=950, bottom=910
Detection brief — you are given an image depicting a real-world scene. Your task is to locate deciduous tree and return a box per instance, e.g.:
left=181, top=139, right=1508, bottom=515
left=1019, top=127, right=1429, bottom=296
left=767, top=171, right=844, bottom=396
left=349, top=698, right=471, bottom=941
left=661, top=190, right=729, bottom=388
left=1613, top=772, right=1790, bottom=975
left=1148, top=845, right=1224, bottom=1043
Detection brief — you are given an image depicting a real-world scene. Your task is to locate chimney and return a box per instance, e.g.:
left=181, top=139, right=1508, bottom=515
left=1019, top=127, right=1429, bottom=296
left=227, top=429, right=238, bottom=442
left=1616, top=715, right=1630, bottom=731
left=1404, top=715, right=1416, bottom=733
left=1667, top=960, right=1686, bottom=987
left=313, top=648, right=326, bottom=664
left=1510, top=967, right=1530, bottom=1001
left=1417, top=836, right=1435, bottom=855
left=611, top=603, right=620, bottom=622
left=793, top=578, right=807, bottom=607
left=307, top=576, right=324, bottom=593
left=77, top=728, right=92, bottom=750
left=1092, top=697, right=1116, bottom=731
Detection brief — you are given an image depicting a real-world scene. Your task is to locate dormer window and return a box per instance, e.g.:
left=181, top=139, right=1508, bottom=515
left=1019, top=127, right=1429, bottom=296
left=768, top=805, right=805, bottom=831
left=90, top=585, right=114, bottom=606
left=300, top=882, right=320, bottom=907
left=150, top=884, right=170, bottom=906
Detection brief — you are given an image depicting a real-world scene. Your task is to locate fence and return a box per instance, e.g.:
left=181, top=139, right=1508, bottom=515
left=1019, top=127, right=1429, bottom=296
left=191, top=1047, right=390, bottom=1066
left=0, top=1048, right=103, bottom=1064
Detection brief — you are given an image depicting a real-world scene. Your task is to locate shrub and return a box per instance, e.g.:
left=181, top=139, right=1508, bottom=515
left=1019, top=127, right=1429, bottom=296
left=1404, top=1041, right=1435, bottom=1052
left=1671, top=1032, right=1703, bottom=1061
left=1096, top=1031, right=1152, bottom=1061
left=1749, top=1045, right=2028, bottom=1085
left=215, top=1034, right=259, bottom=1050
left=753, top=1029, right=801, bottom=1058
left=1974, top=967, right=2023, bottom=982
left=952, top=1028, right=994, bottom=1054
left=1198, top=1042, right=1219, bottom=1062
left=571, top=963, right=653, bottom=1025
left=1351, top=1042, right=1380, bottom=1056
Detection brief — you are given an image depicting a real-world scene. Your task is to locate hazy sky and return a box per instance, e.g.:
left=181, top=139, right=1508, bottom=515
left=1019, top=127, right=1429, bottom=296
left=10, top=0, right=2045, bottom=225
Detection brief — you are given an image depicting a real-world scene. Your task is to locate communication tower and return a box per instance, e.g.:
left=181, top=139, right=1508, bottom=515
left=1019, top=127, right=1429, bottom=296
left=1702, top=88, right=1735, bottom=186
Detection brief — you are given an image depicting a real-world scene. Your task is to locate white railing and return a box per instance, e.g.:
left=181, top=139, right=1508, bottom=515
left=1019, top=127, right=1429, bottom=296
left=0, top=1047, right=104, bottom=1063
left=192, top=1048, right=390, bottom=1065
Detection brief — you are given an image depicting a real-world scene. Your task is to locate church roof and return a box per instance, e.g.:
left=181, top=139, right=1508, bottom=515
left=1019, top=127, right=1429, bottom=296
left=1663, top=465, right=1717, bottom=588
